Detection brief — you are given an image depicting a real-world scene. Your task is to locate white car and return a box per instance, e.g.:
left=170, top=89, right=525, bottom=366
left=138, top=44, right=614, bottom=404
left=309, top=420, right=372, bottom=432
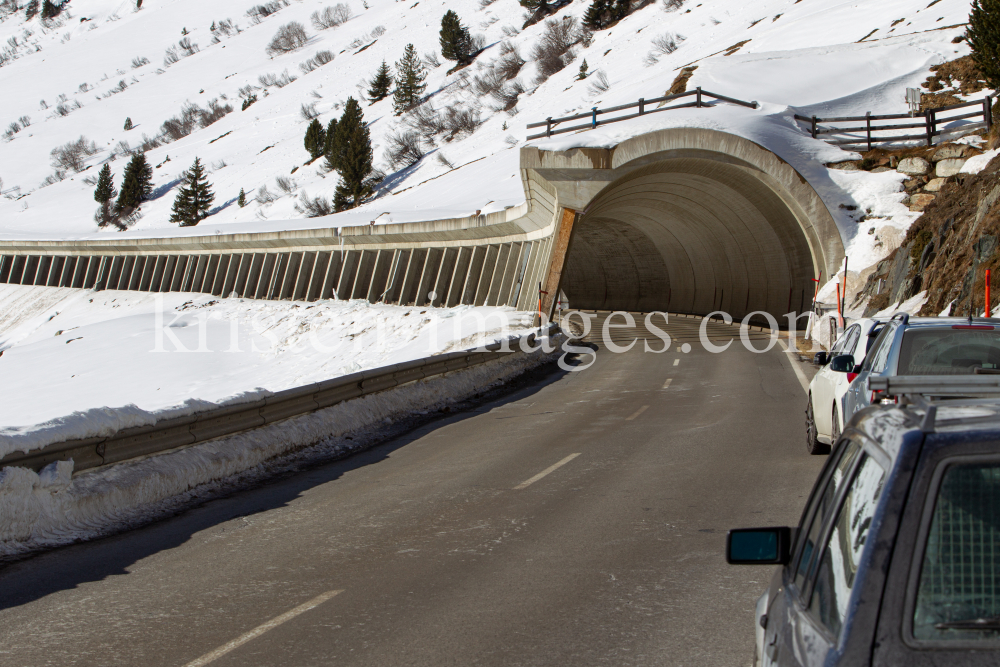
left=805, top=318, right=882, bottom=455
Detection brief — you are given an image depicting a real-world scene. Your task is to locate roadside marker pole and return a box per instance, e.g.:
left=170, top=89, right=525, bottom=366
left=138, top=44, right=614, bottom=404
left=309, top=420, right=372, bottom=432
left=987, top=269, right=992, bottom=318
left=836, top=282, right=843, bottom=330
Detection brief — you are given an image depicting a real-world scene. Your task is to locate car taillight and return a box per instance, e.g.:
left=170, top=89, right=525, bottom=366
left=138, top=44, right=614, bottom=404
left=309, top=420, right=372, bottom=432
left=847, top=372, right=859, bottom=382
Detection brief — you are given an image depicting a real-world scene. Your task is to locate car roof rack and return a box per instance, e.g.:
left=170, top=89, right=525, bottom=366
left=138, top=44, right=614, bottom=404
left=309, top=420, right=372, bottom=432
left=869, top=376, right=1000, bottom=432
left=890, top=312, right=909, bottom=325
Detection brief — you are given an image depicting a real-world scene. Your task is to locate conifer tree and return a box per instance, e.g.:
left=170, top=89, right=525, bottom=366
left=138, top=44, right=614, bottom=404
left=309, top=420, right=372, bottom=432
left=115, top=152, right=153, bottom=216
left=41, top=0, right=60, bottom=20
left=439, top=10, right=472, bottom=64
left=93, top=164, right=118, bottom=228
left=323, top=117, right=339, bottom=171
left=332, top=97, right=375, bottom=211
left=612, top=0, right=630, bottom=21
left=238, top=188, right=247, bottom=207
left=169, top=158, right=215, bottom=226
left=393, top=44, right=427, bottom=115
left=577, top=59, right=589, bottom=79
left=304, top=118, right=326, bottom=160
left=967, top=0, right=1000, bottom=91
left=124, top=117, right=133, bottom=131
left=367, top=61, right=393, bottom=103
left=25, top=0, right=39, bottom=20
left=584, top=0, right=612, bottom=29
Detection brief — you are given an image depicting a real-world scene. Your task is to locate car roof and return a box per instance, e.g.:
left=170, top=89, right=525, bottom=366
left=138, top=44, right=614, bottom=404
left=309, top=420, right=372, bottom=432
left=895, top=316, right=1000, bottom=328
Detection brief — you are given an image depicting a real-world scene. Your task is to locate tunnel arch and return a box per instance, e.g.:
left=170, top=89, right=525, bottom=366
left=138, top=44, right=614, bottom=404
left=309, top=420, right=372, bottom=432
left=526, top=128, right=844, bottom=320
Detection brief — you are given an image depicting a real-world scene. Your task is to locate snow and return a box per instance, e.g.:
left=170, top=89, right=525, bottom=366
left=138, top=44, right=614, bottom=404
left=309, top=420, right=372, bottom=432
left=0, top=341, right=563, bottom=558
left=961, top=148, right=1000, bottom=174
left=0, top=283, right=535, bottom=457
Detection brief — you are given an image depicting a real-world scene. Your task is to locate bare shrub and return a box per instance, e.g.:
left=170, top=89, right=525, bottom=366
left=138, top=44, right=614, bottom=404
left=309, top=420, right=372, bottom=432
left=53, top=103, right=71, bottom=117
left=501, top=25, right=519, bottom=37
left=531, top=18, right=582, bottom=84
left=479, top=0, right=496, bottom=7
left=490, top=79, right=525, bottom=111
left=651, top=32, right=680, bottom=55
left=370, top=25, right=386, bottom=37
left=422, top=51, right=441, bottom=68
left=436, top=152, right=454, bottom=169
left=238, top=84, right=258, bottom=98
left=296, top=191, right=334, bottom=217
left=496, top=42, right=525, bottom=79
left=406, top=103, right=445, bottom=141
left=299, top=50, right=334, bottom=73
left=17, top=115, right=29, bottom=127
left=6, top=121, right=20, bottom=135
left=138, top=133, right=162, bottom=152
left=163, top=46, right=180, bottom=66
left=275, top=175, right=296, bottom=193
left=247, top=0, right=289, bottom=25
left=442, top=104, right=482, bottom=140
left=473, top=69, right=505, bottom=97
left=213, top=19, right=237, bottom=37
left=114, top=140, right=133, bottom=157
left=178, top=37, right=199, bottom=56
left=259, top=70, right=296, bottom=88
left=161, top=104, right=201, bottom=141
left=198, top=98, right=233, bottom=127
left=131, top=55, right=150, bottom=68
left=300, top=103, right=319, bottom=120
left=256, top=184, right=276, bottom=203
left=662, top=0, right=684, bottom=10
left=50, top=136, right=98, bottom=173
left=385, top=131, right=425, bottom=170
left=503, top=135, right=519, bottom=147
left=470, top=33, right=487, bottom=53
left=266, top=22, right=308, bottom=57
left=587, top=70, right=610, bottom=95
left=311, top=3, right=351, bottom=30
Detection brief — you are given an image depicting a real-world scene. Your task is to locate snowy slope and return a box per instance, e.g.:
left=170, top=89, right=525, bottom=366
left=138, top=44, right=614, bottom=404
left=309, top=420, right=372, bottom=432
left=0, top=283, right=534, bottom=454
left=0, top=0, right=979, bottom=249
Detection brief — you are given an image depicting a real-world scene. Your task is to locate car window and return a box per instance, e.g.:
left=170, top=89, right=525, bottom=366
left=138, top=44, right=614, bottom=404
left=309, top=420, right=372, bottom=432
left=844, top=327, right=861, bottom=357
left=794, top=440, right=864, bottom=590
left=865, top=325, right=883, bottom=354
left=863, top=323, right=896, bottom=373
left=831, top=326, right=854, bottom=355
left=912, top=462, right=1000, bottom=642
left=808, top=454, right=887, bottom=638
left=897, top=329, right=1000, bottom=375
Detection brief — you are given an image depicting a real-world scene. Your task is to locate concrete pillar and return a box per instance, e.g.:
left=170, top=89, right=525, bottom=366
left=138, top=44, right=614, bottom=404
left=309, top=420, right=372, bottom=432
left=159, top=256, right=177, bottom=292
left=385, top=250, right=410, bottom=304
left=117, top=257, right=134, bottom=290
left=267, top=253, right=289, bottom=300
left=335, top=250, right=358, bottom=300
left=513, top=242, right=535, bottom=310
left=127, top=257, right=145, bottom=290
left=445, top=247, right=473, bottom=307
left=59, top=256, right=76, bottom=287
left=415, top=248, right=443, bottom=306
left=399, top=248, right=426, bottom=305
left=349, top=250, right=375, bottom=300
left=306, top=251, right=329, bottom=301
left=72, top=257, right=89, bottom=288
left=210, top=255, right=230, bottom=296
left=149, top=256, right=166, bottom=293
left=292, top=251, right=315, bottom=301
left=46, top=256, right=65, bottom=287
left=104, top=256, right=122, bottom=290
left=464, top=246, right=488, bottom=305
left=33, top=256, right=50, bottom=286
left=10, top=255, right=26, bottom=284
left=0, top=255, right=10, bottom=283
left=279, top=252, right=301, bottom=300
left=320, top=251, right=342, bottom=300
left=221, top=254, right=240, bottom=297
left=367, top=250, right=394, bottom=303
left=84, top=257, right=101, bottom=289
left=170, top=256, right=188, bottom=292
left=177, top=255, right=195, bottom=292
left=243, top=254, right=263, bottom=298
left=432, top=248, right=459, bottom=308
left=253, top=254, right=275, bottom=299
left=94, top=257, right=111, bottom=291
left=486, top=244, right=511, bottom=306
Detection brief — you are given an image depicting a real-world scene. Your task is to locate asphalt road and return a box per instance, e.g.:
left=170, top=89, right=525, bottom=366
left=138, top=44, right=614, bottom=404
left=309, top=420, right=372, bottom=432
left=0, top=316, right=822, bottom=667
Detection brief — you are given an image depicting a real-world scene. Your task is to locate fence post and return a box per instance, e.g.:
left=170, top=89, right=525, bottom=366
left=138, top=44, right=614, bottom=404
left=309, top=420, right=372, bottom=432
left=925, top=109, right=934, bottom=147
left=986, top=95, right=993, bottom=134
left=866, top=111, right=872, bottom=152
left=545, top=117, right=552, bottom=138
left=811, top=116, right=818, bottom=139
left=696, top=86, right=702, bottom=108
left=591, top=107, right=598, bottom=128
left=639, top=98, right=644, bottom=115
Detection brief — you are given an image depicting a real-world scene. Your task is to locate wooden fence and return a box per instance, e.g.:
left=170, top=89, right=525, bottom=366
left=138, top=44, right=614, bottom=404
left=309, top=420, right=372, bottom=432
left=525, top=87, right=758, bottom=141
left=794, top=96, right=994, bottom=151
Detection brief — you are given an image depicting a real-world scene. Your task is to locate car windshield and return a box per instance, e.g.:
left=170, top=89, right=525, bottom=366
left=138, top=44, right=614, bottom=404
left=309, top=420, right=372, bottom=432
left=897, top=329, right=1000, bottom=375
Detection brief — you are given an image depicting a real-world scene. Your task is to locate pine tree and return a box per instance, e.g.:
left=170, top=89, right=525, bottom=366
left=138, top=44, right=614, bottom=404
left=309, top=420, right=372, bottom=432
left=41, top=0, right=60, bottom=19
left=519, top=0, right=547, bottom=8
left=93, top=164, right=118, bottom=228
left=332, top=98, right=375, bottom=211
left=115, top=152, right=153, bottom=216
left=393, top=44, right=427, bottom=115
left=323, top=117, right=339, bottom=171
left=612, top=0, right=631, bottom=21
left=367, top=61, right=393, bottom=103
left=238, top=188, right=247, bottom=207
left=584, top=0, right=612, bottom=29
left=124, top=117, right=133, bottom=131
left=304, top=118, right=326, bottom=160
left=136, top=0, right=143, bottom=8
left=439, top=10, right=472, bottom=64
left=967, top=0, right=1000, bottom=91
left=577, top=59, right=589, bottom=79
left=169, top=158, right=215, bottom=226
left=25, top=0, right=39, bottom=20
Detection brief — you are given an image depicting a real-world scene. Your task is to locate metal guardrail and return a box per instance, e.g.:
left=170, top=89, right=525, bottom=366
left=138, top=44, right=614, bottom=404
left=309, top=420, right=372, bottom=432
left=525, top=87, right=758, bottom=141
left=0, top=327, right=558, bottom=474
left=794, top=96, right=994, bottom=150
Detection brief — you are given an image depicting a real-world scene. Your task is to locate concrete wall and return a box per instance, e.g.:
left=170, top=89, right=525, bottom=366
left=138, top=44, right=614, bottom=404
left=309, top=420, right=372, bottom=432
left=0, top=128, right=843, bottom=318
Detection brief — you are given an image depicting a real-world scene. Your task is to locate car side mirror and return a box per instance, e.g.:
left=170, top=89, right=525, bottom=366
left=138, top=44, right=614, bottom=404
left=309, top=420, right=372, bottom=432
left=726, top=527, right=792, bottom=565
left=829, top=354, right=855, bottom=373
left=813, top=351, right=828, bottom=366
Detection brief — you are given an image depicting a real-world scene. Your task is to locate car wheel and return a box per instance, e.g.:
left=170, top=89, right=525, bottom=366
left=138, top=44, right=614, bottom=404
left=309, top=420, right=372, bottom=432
left=831, top=404, right=841, bottom=447
left=806, top=395, right=830, bottom=455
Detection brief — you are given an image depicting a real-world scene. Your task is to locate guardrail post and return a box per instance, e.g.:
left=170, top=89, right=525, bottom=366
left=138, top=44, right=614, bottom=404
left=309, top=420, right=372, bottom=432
left=811, top=116, right=818, bottom=139
left=925, top=109, right=934, bottom=146
left=986, top=95, right=994, bottom=134
left=696, top=86, right=702, bottom=108
left=546, top=117, right=552, bottom=138
left=866, top=111, right=872, bottom=152
left=591, top=107, right=598, bottom=128
left=638, top=98, right=644, bottom=115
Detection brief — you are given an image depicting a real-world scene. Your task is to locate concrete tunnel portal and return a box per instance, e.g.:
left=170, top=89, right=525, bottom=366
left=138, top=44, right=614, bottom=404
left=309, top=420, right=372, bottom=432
left=527, top=128, right=845, bottom=323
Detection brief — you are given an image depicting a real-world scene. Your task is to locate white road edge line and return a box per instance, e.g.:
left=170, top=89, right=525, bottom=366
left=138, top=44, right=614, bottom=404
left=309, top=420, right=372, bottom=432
left=778, top=340, right=810, bottom=394
left=626, top=405, right=650, bottom=420
left=183, top=590, right=343, bottom=667
left=514, top=453, right=581, bottom=490
left=662, top=378, right=673, bottom=389
left=673, top=359, right=679, bottom=366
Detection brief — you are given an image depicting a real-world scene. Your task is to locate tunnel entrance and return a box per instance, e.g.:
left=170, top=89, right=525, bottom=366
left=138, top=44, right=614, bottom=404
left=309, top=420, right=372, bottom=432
left=556, top=147, right=833, bottom=321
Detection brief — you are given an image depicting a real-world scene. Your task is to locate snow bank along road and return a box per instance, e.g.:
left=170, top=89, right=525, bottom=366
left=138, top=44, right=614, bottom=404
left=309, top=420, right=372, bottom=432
left=0, top=316, right=822, bottom=666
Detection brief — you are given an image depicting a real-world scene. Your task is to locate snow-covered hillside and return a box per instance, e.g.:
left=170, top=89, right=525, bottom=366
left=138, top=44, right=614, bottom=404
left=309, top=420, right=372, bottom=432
left=0, top=0, right=982, bottom=257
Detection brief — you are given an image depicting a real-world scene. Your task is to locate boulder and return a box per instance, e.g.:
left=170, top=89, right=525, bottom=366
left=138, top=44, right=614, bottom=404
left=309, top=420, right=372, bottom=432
left=870, top=166, right=892, bottom=173
left=932, top=144, right=965, bottom=161
left=828, top=161, right=860, bottom=171
left=898, top=156, right=931, bottom=175
left=923, top=177, right=947, bottom=192
left=936, top=158, right=966, bottom=177
left=908, top=193, right=936, bottom=211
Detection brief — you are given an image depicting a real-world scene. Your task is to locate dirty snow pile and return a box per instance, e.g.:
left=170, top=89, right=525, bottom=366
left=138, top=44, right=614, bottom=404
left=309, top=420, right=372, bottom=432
left=0, top=283, right=535, bottom=456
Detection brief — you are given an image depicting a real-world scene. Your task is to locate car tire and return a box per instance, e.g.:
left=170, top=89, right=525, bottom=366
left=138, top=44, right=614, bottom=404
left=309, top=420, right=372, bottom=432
left=806, top=395, right=830, bottom=455
left=831, top=404, right=841, bottom=447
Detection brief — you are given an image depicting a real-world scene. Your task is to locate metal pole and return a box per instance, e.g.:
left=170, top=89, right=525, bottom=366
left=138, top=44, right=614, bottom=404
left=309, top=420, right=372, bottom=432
left=811, top=116, right=818, bottom=139
left=546, top=117, right=552, bottom=138
left=866, top=111, right=872, bottom=152
left=925, top=109, right=933, bottom=147
left=987, top=268, right=992, bottom=318
left=591, top=107, right=598, bottom=128
left=696, top=86, right=702, bottom=108
left=841, top=256, right=848, bottom=317
left=638, top=98, right=644, bottom=115
left=986, top=95, right=994, bottom=134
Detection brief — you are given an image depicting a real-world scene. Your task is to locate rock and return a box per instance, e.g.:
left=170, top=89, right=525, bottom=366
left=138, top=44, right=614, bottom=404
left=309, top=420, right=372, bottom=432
left=898, top=156, right=931, bottom=175
left=889, top=155, right=899, bottom=168
left=904, top=177, right=927, bottom=192
left=871, top=166, right=892, bottom=173
left=828, top=161, right=860, bottom=171
left=932, top=144, right=965, bottom=161
left=909, top=193, right=936, bottom=211
left=936, top=158, right=967, bottom=177
left=924, top=177, right=947, bottom=192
